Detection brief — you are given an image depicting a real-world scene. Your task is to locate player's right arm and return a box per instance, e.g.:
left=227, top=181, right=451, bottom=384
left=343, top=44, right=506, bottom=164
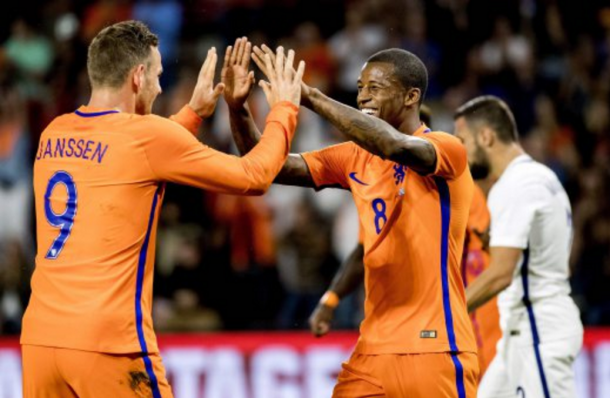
left=142, top=47, right=305, bottom=195
left=222, top=37, right=316, bottom=188
left=309, top=243, right=364, bottom=337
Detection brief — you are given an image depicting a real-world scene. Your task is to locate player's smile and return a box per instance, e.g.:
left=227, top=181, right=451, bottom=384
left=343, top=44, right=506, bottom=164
left=360, top=107, right=378, bottom=117
left=357, top=62, right=409, bottom=128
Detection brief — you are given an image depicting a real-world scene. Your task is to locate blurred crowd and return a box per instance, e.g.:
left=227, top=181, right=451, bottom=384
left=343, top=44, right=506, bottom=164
left=0, top=0, right=608, bottom=334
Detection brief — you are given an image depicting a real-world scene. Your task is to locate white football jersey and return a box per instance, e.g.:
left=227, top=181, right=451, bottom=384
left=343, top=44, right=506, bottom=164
left=488, top=154, right=582, bottom=342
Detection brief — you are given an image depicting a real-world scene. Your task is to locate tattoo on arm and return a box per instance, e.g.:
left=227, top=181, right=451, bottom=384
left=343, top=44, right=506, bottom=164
left=307, top=89, right=436, bottom=175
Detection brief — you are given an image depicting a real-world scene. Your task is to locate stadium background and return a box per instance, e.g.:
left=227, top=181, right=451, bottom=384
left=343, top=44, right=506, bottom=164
left=0, top=0, right=608, bottom=397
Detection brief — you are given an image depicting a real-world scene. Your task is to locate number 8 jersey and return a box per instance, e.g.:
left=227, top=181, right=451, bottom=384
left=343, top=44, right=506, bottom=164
left=301, top=125, right=477, bottom=355
left=22, top=103, right=298, bottom=354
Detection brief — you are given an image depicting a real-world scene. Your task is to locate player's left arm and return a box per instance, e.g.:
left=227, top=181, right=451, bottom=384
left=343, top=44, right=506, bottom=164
left=251, top=45, right=436, bottom=176
left=169, top=105, right=203, bottom=136
left=167, top=47, right=227, bottom=136
left=303, top=88, right=437, bottom=175
left=466, top=247, right=521, bottom=312
left=143, top=101, right=298, bottom=196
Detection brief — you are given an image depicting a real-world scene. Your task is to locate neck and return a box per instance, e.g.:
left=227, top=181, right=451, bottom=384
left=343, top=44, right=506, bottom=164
left=397, top=113, right=422, bottom=136
left=490, top=142, right=525, bottom=180
left=87, top=86, right=135, bottom=114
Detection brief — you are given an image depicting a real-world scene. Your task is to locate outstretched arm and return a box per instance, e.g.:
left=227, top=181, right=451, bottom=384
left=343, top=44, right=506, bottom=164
left=309, top=243, right=364, bottom=337
left=146, top=47, right=305, bottom=195
left=222, top=38, right=315, bottom=187
left=252, top=45, right=436, bottom=175
left=466, top=247, right=520, bottom=312
left=303, top=88, right=436, bottom=174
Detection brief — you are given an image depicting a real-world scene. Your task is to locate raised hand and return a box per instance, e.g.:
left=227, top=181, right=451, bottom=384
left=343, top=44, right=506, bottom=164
left=251, top=46, right=305, bottom=108
left=221, top=37, right=255, bottom=110
left=188, top=47, right=226, bottom=118
left=251, top=44, right=274, bottom=79
left=253, top=44, right=312, bottom=106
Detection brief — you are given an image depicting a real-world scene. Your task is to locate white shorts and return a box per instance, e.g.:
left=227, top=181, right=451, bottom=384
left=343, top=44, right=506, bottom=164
left=478, top=323, right=582, bottom=398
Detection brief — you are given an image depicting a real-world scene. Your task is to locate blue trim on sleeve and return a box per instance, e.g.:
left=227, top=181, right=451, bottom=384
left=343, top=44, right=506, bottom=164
left=435, top=178, right=466, bottom=398
left=521, top=246, right=552, bottom=398
left=135, top=185, right=163, bottom=398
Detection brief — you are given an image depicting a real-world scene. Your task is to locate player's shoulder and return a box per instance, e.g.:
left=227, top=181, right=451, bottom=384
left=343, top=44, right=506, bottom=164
left=313, top=140, right=363, bottom=157
left=335, top=140, right=362, bottom=152
left=125, top=113, right=173, bottom=127
left=42, top=112, right=80, bottom=132
left=501, top=155, right=560, bottom=188
left=491, top=155, right=563, bottom=203
left=421, top=130, right=467, bottom=158
left=119, top=113, right=188, bottom=137
left=44, top=110, right=171, bottom=130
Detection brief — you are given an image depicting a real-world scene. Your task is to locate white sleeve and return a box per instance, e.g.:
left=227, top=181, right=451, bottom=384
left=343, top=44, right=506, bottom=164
left=488, top=179, right=547, bottom=249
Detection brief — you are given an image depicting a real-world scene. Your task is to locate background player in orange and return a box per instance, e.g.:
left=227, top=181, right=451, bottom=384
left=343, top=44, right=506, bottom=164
left=223, top=39, right=478, bottom=397
left=460, top=184, right=502, bottom=376
left=21, top=21, right=305, bottom=397
left=307, top=107, right=502, bottom=377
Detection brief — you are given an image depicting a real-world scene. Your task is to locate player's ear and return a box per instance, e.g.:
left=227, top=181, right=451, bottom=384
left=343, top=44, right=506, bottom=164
left=132, top=64, right=146, bottom=93
left=404, top=87, right=421, bottom=107
left=478, top=126, right=495, bottom=148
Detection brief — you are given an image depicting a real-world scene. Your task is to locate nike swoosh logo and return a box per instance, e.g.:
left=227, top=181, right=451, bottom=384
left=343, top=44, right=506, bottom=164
left=349, top=172, right=368, bottom=186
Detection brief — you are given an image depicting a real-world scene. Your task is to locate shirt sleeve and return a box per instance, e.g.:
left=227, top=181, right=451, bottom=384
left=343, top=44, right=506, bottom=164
left=169, top=105, right=202, bottom=136
left=420, top=132, right=467, bottom=179
left=488, top=179, right=547, bottom=249
left=300, top=142, right=357, bottom=190
left=142, top=101, right=298, bottom=195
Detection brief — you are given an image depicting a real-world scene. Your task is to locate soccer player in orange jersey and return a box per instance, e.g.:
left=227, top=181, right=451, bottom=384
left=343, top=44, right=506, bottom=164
left=307, top=107, right=432, bottom=338
left=307, top=112, right=501, bottom=379
left=223, top=39, right=478, bottom=397
left=21, top=22, right=305, bottom=397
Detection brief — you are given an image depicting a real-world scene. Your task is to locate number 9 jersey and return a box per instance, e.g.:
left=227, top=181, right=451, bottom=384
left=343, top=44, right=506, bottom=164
left=21, top=102, right=298, bottom=354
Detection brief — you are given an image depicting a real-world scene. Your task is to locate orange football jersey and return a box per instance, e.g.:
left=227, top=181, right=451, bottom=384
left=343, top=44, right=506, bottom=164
left=21, top=102, right=298, bottom=354
left=302, top=125, right=476, bottom=355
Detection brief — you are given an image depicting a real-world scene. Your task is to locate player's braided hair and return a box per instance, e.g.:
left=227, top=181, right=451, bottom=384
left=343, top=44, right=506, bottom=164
left=367, top=49, right=428, bottom=105
left=454, top=96, right=519, bottom=143
left=87, top=20, right=159, bottom=89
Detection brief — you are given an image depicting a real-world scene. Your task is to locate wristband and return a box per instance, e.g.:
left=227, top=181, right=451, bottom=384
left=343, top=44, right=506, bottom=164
left=320, top=291, right=340, bottom=309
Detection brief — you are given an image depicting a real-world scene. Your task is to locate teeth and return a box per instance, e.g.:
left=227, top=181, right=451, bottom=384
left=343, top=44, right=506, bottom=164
left=361, top=109, right=376, bottom=115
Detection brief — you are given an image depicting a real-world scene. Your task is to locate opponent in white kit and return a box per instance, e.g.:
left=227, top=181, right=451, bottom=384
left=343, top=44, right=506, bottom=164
left=453, top=95, right=583, bottom=398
